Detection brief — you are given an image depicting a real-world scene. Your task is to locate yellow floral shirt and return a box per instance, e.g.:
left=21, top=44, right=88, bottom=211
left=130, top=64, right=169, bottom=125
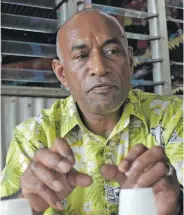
left=1, top=89, right=183, bottom=215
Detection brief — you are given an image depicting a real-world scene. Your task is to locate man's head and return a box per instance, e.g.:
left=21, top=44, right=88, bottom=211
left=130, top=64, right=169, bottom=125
left=52, top=9, right=133, bottom=116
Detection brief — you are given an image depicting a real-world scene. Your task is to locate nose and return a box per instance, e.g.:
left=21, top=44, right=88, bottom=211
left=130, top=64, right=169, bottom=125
left=89, top=50, right=107, bottom=77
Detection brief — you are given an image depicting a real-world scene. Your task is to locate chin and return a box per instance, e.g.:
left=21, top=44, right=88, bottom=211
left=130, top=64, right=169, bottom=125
left=90, top=101, right=123, bottom=115
left=83, top=91, right=127, bottom=114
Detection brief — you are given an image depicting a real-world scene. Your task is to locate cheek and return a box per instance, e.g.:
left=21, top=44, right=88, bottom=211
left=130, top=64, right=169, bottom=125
left=71, top=59, right=87, bottom=74
left=64, top=62, right=84, bottom=90
left=65, top=74, right=85, bottom=101
left=114, top=61, right=131, bottom=85
left=70, top=63, right=88, bottom=90
left=66, top=76, right=79, bottom=91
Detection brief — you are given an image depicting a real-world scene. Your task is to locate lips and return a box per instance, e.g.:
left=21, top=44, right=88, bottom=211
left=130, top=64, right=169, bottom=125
left=88, top=83, right=115, bottom=92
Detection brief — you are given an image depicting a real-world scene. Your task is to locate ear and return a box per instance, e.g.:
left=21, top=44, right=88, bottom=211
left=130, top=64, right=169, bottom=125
left=128, top=46, right=134, bottom=75
left=52, top=59, right=68, bottom=87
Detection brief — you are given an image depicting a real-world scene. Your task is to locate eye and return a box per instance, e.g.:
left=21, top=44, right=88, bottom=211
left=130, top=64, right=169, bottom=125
left=105, top=49, right=120, bottom=56
left=76, top=53, right=89, bottom=59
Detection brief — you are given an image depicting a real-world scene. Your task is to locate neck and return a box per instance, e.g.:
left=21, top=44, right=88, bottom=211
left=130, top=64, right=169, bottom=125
left=78, top=107, right=122, bottom=139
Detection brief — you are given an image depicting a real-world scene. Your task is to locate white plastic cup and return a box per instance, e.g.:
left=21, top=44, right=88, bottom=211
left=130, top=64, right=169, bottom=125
left=118, top=188, right=158, bottom=215
left=0, top=199, right=33, bottom=215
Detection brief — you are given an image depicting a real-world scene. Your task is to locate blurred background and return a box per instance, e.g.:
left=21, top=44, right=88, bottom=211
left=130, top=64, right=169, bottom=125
left=1, top=0, right=183, bottom=168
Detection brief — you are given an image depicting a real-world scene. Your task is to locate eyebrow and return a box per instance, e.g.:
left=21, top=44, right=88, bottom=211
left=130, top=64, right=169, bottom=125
left=71, top=36, right=125, bottom=52
left=102, top=38, right=122, bottom=47
left=71, top=44, right=87, bottom=52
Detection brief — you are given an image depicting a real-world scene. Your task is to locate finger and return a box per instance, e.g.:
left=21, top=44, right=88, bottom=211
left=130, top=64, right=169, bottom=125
left=120, top=144, right=148, bottom=174
left=33, top=148, right=72, bottom=173
left=50, top=138, right=75, bottom=165
left=126, top=146, right=166, bottom=177
left=21, top=169, right=63, bottom=210
left=134, top=161, right=168, bottom=188
left=54, top=172, right=74, bottom=201
left=30, top=161, right=64, bottom=192
left=23, top=193, right=49, bottom=213
left=152, top=177, right=171, bottom=194
left=100, top=164, right=126, bottom=187
left=118, top=160, right=130, bottom=173
left=67, top=169, right=93, bottom=187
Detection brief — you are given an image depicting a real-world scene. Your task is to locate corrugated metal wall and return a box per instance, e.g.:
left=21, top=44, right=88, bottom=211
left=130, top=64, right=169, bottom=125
left=1, top=96, right=57, bottom=169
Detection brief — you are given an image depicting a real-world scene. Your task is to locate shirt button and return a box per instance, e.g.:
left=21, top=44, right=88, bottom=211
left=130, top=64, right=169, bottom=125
left=110, top=142, right=116, bottom=147
left=106, top=152, right=111, bottom=156
left=105, top=159, right=113, bottom=164
left=100, top=149, right=104, bottom=156
left=107, top=141, right=110, bottom=146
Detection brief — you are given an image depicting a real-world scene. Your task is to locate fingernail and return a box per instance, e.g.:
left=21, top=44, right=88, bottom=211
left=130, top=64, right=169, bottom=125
left=125, top=171, right=132, bottom=177
left=126, top=162, right=140, bottom=177
left=53, top=180, right=63, bottom=192
left=56, top=201, right=63, bottom=210
left=125, top=170, right=135, bottom=177
left=118, top=160, right=129, bottom=173
left=58, top=162, right=71, bottom=173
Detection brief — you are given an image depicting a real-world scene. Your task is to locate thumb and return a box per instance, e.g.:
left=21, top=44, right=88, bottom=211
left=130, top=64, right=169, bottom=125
left=100, top=164, right=127, bottom=187
left=67, top=169, right=93, bottom=187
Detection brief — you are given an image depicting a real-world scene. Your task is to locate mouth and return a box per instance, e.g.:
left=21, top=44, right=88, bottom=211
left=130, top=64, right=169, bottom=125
left=88, top=84, right=115, bottom=93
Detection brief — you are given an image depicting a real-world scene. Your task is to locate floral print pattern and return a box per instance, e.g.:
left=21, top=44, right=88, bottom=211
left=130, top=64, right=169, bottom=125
left=83, top=202, right=93, bottom=213
left=1, top=89, right=183, bottom=215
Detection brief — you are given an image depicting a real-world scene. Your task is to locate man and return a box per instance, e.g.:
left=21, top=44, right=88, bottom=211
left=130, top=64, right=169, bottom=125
left=1, top=9, right=183, bottom=215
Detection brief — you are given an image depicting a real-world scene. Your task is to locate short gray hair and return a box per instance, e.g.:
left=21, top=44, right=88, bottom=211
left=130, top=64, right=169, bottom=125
left=56, top=30, right=63, bottom=63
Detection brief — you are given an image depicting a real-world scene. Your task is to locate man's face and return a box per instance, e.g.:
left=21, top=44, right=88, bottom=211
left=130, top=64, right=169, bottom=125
left=54, top=11, right=133, bottom=115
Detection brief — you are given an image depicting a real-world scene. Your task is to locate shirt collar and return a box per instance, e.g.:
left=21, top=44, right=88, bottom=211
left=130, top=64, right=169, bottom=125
left=127, top=89, right=148, bottom=126
left=60, top=96, right=81, bottom=137
left=60, top=89, right=148, bottom=138
left=107, top=89, right=149, bottom=140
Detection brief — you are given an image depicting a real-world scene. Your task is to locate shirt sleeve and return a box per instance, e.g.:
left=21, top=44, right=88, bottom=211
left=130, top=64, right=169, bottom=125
left=1, top=119, right=47, bottom=197
left=165, top=118, right=183, bottom=185
left=164, top=100, right=183, bottom=185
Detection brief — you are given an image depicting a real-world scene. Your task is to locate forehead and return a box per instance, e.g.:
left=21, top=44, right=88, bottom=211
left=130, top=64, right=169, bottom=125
left=60, top=12, right=124, bottom=49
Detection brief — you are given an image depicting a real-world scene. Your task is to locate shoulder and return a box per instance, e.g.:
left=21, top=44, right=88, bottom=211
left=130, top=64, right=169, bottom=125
left=132, top=89, right=183, bottom=138
left=132, top=89, right=182, bottom=116
left=14, top=97, right=71, bottom=140
left=133, top=88, right=182, bottom=104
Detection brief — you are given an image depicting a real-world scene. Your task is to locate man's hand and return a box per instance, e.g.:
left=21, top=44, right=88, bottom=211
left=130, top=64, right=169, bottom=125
left=100, top=144, right=180, bottom=215
left=20, top=138, right=92, bottom=214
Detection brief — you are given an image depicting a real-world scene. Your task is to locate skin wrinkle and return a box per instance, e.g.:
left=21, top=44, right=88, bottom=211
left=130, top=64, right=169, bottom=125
left=56, top=9, right=128, bottom=61
left=53, top=9, right=133, bottom=138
